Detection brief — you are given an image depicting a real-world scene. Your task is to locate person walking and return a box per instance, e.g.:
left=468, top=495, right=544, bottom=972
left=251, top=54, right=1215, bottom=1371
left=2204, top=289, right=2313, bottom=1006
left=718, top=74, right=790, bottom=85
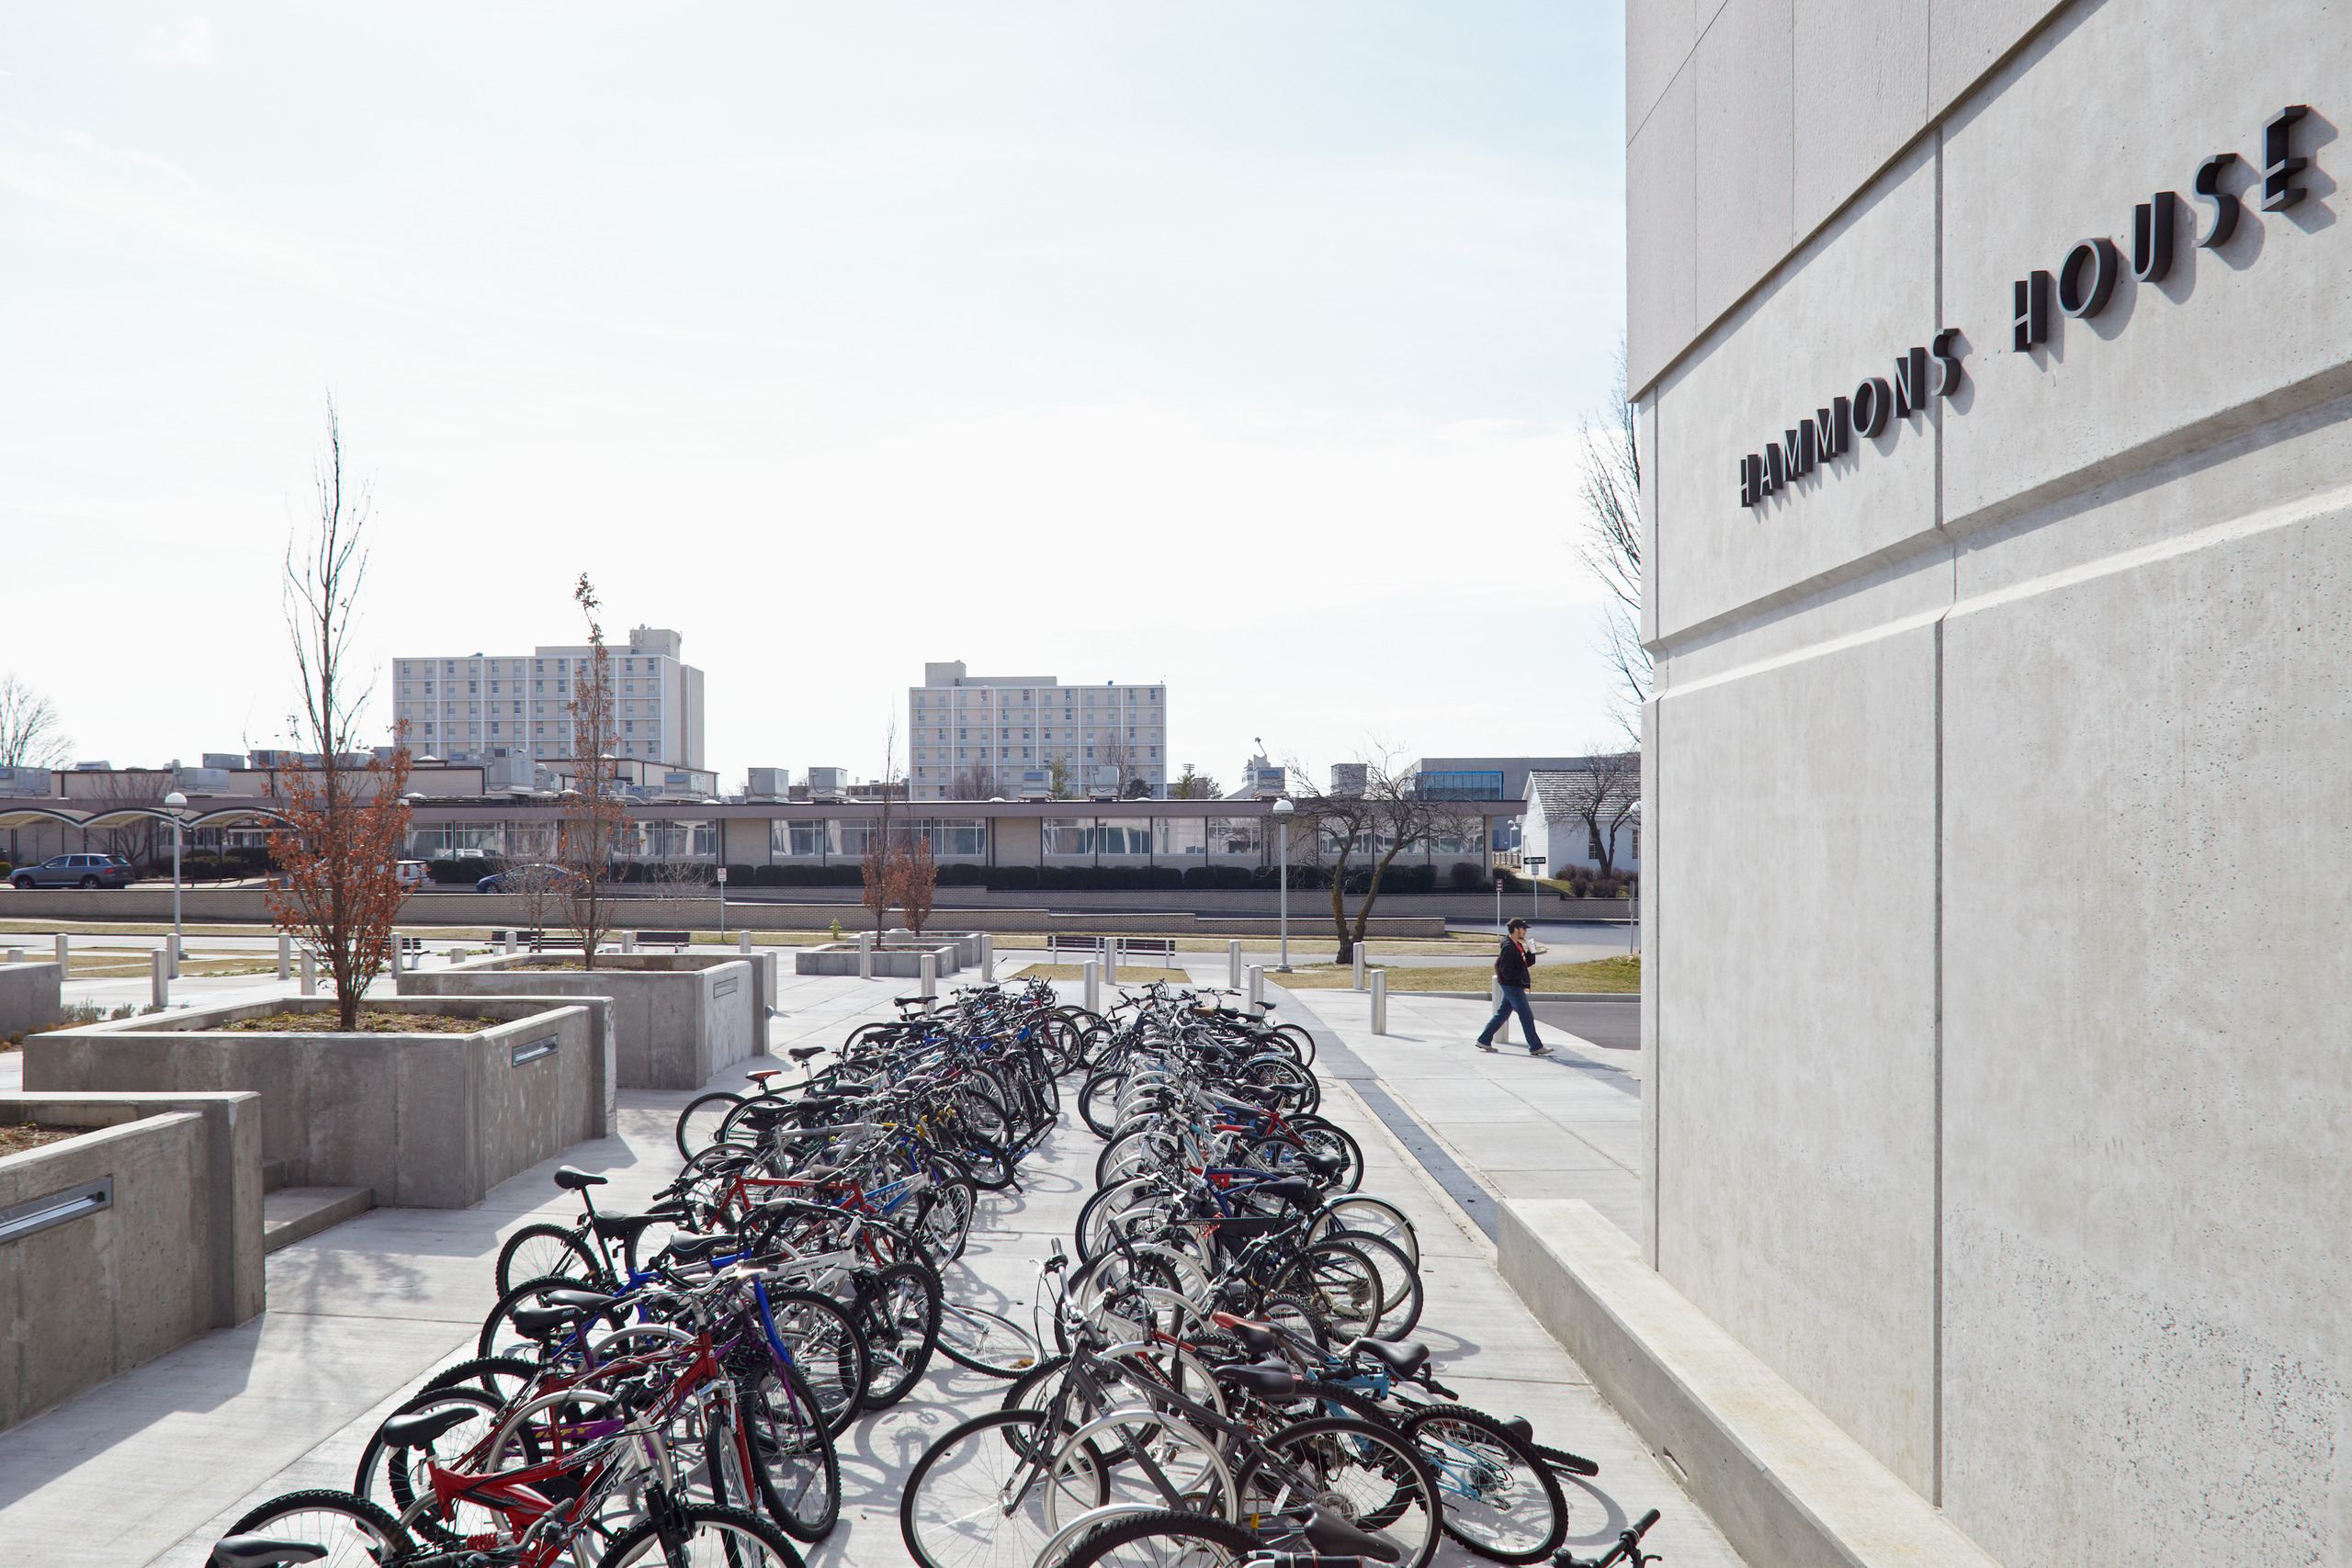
left=1476, top=919, right=1552, bottom=1055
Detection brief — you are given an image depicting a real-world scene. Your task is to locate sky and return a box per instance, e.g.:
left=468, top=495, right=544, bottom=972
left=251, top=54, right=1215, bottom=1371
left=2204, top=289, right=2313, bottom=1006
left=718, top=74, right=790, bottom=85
left=0, top=3, right=1628, bottom=791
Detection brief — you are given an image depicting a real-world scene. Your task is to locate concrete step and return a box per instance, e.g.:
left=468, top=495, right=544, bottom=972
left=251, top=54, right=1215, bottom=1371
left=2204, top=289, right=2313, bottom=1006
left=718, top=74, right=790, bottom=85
left=263, top=1187, right=374, bottom=1252
left=261, top=1156, right=287, bottom=1193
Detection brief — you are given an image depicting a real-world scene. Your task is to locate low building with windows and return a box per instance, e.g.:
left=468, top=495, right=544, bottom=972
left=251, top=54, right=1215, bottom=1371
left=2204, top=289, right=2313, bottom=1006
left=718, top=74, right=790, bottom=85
left=391, top=626, right=704, bottom=771
left=909, top=661, right=1168, bottom=800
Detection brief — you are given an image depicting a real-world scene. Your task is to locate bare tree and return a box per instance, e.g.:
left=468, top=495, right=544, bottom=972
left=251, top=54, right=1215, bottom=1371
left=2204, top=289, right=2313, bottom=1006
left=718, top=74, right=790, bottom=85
left=0, top=675, right=71, bottom=769
left=947, top=761, right=995, bottom=800
left=1287, top=748, right=1474, bottom=963
left=1097, top=728, right=1143, bottom=797
left=501, top=820, right=568, bottom=936
left=1552, top=749, right=1641, bottom=876
left=1576, top=342, right=1647, bottom=746
left=559, top=575, right=627, bottom=967
left=262, top=399, right=415, bottom=1029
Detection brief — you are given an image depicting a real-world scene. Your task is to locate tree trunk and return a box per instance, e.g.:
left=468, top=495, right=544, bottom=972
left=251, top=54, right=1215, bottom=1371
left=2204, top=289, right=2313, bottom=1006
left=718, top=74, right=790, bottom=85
left=1328, top=849, right=1355, bottom=964
left=1350, top=842, right=1412, bottom=956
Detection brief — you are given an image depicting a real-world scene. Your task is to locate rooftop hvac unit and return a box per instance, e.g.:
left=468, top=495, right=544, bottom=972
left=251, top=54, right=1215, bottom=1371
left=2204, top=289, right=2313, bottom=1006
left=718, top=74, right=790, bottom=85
left=747, top=767, right=788, bottom=798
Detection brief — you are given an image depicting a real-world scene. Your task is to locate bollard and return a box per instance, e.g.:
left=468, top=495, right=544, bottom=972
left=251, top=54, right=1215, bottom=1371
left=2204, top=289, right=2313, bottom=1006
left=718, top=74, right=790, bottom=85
left=165, top=940, right=178, bottom=980
left=1371, top=968, right=1387, bottom=1034
left=1351, top=946, right=1366, bottom=990
left=739, top=931, right=752, bottom=954
left=5, top=948, right=19, bottom=965
left=1489, top=978, right=1512, bottom=1045
left=277, top=933, right=292, bottom=981
left=152, top=949, right=169, bottom=1008
left=1083, top=959, right=1101, bottom=1015
left=1227, top=940, right=1242, bottom=990
left=1247, top=964, right=1265, bottom=1017
left=301, top=950, right=317, bottom=997
left=1105, top=937, right=1119, bottom=985
left=390, top=931, right=404, bottom=976
left=57, top=932, right=70, bottom=970
left=920, top=951, right=937, bottom=1007
left=978, top=932, right=993, bottom=980
left=504, top=930, right=517, bottom=956
left=857, top=931, right=873, bottom=981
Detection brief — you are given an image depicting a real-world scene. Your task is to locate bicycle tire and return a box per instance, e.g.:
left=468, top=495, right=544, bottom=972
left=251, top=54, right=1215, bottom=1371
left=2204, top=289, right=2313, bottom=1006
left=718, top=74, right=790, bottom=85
left=745, top=1360, right=841, bottom=1540
left=1397, top=1404, right=1568, bottom=1563
left=224, top=1488, right=414, bottom=1568
left=493, top=1222, right=605, bottom=1298
left=1320, top=1228, right=1424, bottom=1336
left=674, top=1089, right=746, bottom=1158
left=1237, top=1415, right=1442, bottom=1568
left=857, top=1260, right=944, bottom=1408
left=477, top=1273, right=623, bottom=1363
left=901, top=1409, right=1106, bottom=1568
left=934, top=1300, right=1045, bottom=1378
left=762, top=1287, right=872, bottom=1438
left=592, top=1500, right=808, bottom=1568
left=1053, top=1507, right=1265, bottom=1568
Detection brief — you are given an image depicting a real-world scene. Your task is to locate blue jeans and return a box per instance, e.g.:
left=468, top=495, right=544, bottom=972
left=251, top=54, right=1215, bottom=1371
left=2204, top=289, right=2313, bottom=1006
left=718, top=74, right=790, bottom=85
left=1478, top=986, right=1544, bottom=1050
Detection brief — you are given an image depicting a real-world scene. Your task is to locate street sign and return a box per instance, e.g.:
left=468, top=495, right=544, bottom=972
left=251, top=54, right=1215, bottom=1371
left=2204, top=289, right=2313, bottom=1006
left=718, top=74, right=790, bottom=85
left=715, top=867, right=728, bottom=884
left=1525, top=857, right=1546, bottom=868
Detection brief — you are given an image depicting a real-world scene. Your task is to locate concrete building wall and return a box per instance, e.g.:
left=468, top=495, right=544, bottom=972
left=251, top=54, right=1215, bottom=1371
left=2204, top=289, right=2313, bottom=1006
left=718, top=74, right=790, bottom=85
left=1637, top=0, right=2352, bottom=1558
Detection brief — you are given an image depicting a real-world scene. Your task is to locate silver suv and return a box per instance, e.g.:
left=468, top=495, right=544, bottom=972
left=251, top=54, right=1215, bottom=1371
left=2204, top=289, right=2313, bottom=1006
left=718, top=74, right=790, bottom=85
left=12, top=853, right=136, bottom=889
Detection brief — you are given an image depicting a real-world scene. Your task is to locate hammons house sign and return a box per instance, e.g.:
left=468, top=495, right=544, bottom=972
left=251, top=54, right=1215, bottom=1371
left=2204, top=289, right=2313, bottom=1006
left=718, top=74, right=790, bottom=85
left=1739, top=103, right=2319, bottom=511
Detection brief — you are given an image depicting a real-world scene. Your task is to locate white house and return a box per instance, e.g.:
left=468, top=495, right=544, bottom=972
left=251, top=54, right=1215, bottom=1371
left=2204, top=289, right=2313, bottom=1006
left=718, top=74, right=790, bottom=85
left=1522, top=762, right=1639, bottom=876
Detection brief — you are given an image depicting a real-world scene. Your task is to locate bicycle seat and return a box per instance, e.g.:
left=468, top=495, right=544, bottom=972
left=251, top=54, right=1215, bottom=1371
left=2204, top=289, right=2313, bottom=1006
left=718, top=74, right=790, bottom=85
left=745, top=1068, right=784, bottom=1082
left=664, top=1233, right=745, bottom=1262
left=1350, top=1338, right=1429, bottom=1381
left=1501, top=1416, right=1532, bottom=1441
left=512, top=1302, right=588, bottom=1337
left=1254, top=1177, right=1319, bottom=1209
left=1213, top=1358, right=1300, bottom=1398
left=553, top=1166, right=609, bottom=1191
left=210, top=1538, right=327, bottom=1568
left=1216, top=1315, right=1283, bottom=1356
left=788, top=1046, right=827, bottom=1062
left=1300, top=1152, right=1344, bottom=1180
left=377, top=1404, right=478, bottom=1450
left=594, top=1212, right=664, bottom=1244
left=1303, top=1505, right=1403, bottom=1563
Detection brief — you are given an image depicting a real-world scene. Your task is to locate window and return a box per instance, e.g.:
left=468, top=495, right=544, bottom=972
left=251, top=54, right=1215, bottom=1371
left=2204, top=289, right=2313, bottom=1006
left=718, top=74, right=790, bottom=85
left=469, top=682, right=479, bottom=694
left=424, top=682, right=434, bottom=695
left=774, top=819, right=835, bottom=858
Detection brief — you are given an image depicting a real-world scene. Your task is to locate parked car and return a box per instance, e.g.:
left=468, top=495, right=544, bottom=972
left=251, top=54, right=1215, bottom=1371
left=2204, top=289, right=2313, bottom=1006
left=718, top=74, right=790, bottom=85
left=394, top=860, right=430, bottom=891
left=477, top=863, right=576, bottom=895
left=11, top=853, right=137, bottom=890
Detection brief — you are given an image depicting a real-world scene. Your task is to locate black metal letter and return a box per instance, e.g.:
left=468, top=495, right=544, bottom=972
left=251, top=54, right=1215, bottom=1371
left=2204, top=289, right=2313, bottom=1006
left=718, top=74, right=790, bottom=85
left=1852, top=377, right=1891, bottom=439
left=2132, top=192, right=2177, bottom=282
left=1893, top=346, right=1929, bottom=417
left=1764, top=442, right=1787, bottom=491
left=2057, top=237, right=2120, bottom=318
left=2194, top=153, right=2240, bottom=247
left=1815, top=396, right=1850, bottom=458
left=2012, top=272, right=2051, bottom=350
left=1740, top=454, right=1757, bottom=507
left=1930, top=330, right=1963, bottom=397
left=2263, top=105, right=2310, bottom=211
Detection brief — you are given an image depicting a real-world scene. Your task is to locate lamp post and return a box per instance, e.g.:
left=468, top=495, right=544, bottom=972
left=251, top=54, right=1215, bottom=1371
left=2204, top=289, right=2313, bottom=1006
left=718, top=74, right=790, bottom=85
left=1272, top=796, right=1295, bottom=973
left=164, top=791, right=188, bottom=965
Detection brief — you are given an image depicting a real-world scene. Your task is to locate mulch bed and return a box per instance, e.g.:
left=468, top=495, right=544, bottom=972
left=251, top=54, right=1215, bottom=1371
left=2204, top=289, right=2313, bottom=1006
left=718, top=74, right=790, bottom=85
left=0, top=1123, right=96, bottom=1156
left=226, top=1010, right=490, bottom=1033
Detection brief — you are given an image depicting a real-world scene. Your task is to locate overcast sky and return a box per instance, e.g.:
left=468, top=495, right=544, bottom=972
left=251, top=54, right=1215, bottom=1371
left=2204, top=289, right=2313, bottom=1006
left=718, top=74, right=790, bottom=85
left=2, top=4, right=1626, bottom=789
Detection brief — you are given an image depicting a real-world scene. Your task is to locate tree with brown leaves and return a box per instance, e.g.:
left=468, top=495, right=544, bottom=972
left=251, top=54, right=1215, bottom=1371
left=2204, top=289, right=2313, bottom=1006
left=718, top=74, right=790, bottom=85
left=859, top=725, right=901, bottom=932
left=560, top=575, right=628, bottom=968
left=897, top=830, right=936, bottom=938
left=263, top=400, right=414, bottom=1030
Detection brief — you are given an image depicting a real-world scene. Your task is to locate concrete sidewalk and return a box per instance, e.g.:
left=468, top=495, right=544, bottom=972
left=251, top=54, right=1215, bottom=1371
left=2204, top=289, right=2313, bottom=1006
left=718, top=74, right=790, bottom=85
left=0, top=967, right=1732, bottom=1568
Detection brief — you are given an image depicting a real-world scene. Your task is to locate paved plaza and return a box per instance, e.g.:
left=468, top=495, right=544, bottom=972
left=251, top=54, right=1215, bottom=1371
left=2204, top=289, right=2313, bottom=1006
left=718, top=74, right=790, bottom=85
left=0, top=954, right=1725, bottom=1568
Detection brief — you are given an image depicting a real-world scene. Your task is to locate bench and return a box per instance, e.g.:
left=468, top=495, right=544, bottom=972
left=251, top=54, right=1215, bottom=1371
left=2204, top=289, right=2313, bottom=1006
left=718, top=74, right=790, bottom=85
left=1118, top=938, right=1177, bottom=963
left=1046, top=934, right=1103, bottom=958
left=635, top=930, right=693, bottom=951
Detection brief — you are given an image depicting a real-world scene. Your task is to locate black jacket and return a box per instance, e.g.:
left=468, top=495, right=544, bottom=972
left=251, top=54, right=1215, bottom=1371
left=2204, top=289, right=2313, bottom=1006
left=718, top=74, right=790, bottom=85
left=1494, top=937, right=1534, bottom=988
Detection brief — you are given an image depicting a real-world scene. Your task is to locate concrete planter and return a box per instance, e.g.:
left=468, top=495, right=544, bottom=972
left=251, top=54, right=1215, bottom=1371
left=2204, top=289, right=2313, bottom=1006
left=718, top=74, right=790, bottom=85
left=881, top=931, right=982, bottom=967
left=794, top=942, right=961, bottom=978
left=24, top=997, right=613, bottom=1209
left=0, top=1090, right=266, bottom=1432
left=0, top=960, right=62, bottom=1036
left=399, top=953, right=763, bottom=1090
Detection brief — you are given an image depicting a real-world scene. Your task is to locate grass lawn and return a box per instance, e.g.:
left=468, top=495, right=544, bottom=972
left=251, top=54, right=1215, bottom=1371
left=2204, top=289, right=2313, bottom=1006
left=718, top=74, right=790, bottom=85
left=1275, top=954, right=1642, bottom=994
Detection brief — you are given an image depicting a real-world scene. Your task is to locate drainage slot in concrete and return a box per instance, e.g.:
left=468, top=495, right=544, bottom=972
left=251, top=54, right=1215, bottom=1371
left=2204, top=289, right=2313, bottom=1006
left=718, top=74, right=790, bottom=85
left=713, top=976, right=740, bottom=998
left=510, top=1036, right=560, bottom=1066
left=0, top=1177, right=113, bottom=1246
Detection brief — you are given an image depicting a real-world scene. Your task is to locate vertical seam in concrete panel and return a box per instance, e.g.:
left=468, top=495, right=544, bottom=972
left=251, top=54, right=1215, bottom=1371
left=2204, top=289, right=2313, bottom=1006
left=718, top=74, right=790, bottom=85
left=1928, top=121, right=1948, bottom=1510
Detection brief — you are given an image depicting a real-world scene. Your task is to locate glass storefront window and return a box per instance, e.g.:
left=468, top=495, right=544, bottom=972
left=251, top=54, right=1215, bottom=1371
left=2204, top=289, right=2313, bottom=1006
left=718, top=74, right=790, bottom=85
left=773, top=819, right=835, bottom=858
left=1159, top=817, right=1205, bottom=856
left=1212, top=817, right=1261, bottom=857
left=1042, top=818, right=1089, bottom=856
left=928, top=818, right=986, bottom=856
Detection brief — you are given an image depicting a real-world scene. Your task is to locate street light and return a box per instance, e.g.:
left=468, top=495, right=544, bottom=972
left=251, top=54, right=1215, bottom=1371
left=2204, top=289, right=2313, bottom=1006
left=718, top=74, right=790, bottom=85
left=1271, top=797, right=1295, bottom=973
left=164, top=791, right=188, bottom=965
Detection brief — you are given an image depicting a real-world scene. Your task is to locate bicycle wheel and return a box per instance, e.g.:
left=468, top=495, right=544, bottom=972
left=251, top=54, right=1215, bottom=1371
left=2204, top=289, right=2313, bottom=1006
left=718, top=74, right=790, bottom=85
left=935, top=1300, right=1045, bottom=1377
left=1054, top=1507, right=1264, bottom=1568
left=1237, top=1416, right=1442, bottom=1568
left=1289, top=1119, right=1365, bottom=1193
left=593, top=1501, right=808, bottom=1567
left=1321, top=1229, right=1424, bottom=1337
left=1268, top=1240, right=1385, bottom=1342
left=1397, top=1404, right=1567, bottom=1563
left=1312, top=1196, right=1419, bottom=1270
left=902, top=1409, right=1107, bottom=1568
left=913, top=1177, right=978, bottom=1265
left=744, top=1361, right=841, bottom=1541
left=1078, top=1071, right=1125, bottom=1138
left=858, top=1261, right=944, bottom=1408
left=355, top=1384, right=506, bottom=1526
left=224, top=1489, right=413, bottom=1568
left=478, top=1273, right=622, bottom=1363
left=674, top=1089, right=745, bottom=1158
left=763, top=1287, right=872, bottom=1438
left=494, top=1223, right=604, bottom=1298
